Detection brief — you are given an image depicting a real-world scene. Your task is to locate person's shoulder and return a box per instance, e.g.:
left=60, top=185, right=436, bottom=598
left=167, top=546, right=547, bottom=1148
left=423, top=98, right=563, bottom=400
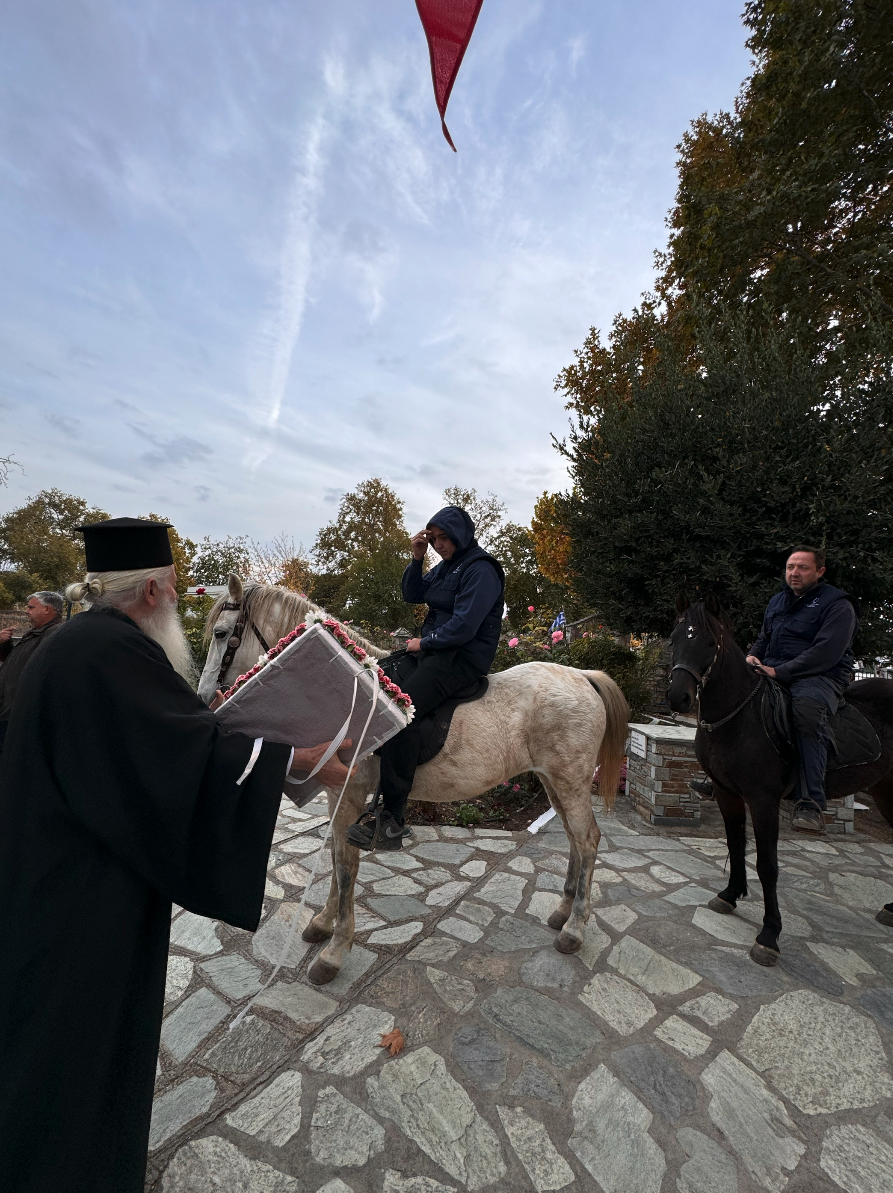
left=42, top=608, right=147, bottom=660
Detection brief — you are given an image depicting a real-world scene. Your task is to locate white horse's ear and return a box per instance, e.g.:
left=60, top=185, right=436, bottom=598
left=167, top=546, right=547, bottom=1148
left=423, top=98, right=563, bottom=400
left=227, top=573, right=243, bottom=602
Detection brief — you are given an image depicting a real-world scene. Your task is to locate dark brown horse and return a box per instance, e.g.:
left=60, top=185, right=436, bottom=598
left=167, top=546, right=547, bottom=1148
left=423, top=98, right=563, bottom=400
left=667, top=595, right=893, bottom=965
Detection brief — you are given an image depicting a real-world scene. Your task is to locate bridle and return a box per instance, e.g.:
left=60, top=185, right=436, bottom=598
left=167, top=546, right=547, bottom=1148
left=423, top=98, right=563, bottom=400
left=671, top=628, right=764, bottom=732
left=215, top=590, right=272, bottom=690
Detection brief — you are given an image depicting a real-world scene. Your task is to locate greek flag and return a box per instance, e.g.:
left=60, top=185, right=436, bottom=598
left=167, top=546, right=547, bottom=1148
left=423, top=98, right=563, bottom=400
left=550, top=611, right=566, bottom=633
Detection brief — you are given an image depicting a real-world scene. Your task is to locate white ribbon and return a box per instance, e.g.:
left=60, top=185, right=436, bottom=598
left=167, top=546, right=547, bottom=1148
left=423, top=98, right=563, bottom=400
left=229, top=669, right=380, bottom=1030
left=284, top=674, right=358, bottom=786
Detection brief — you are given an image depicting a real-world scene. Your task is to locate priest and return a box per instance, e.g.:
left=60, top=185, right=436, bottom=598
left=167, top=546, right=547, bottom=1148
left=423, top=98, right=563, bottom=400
left=0, top=518, right=352, bottom=1193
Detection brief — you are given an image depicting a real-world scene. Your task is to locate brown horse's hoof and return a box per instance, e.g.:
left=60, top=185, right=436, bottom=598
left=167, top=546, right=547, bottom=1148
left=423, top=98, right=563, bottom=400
left=547, top=909, right=570, bottom=931
left=875, top=906, right=893, bottom=927
left=302, top=920, right=333, bottom=944
left=708, top=896, right=736, bottom=915
left=307, top=956, right=341, bottom=985
left=750, top=943, right=780, bottom=967
left=555, top=931, right=583, bottom=954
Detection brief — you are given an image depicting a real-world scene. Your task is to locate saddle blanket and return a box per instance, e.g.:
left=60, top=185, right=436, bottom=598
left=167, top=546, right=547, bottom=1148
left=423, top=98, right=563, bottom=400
left=761, top=678, right=881, bottom=771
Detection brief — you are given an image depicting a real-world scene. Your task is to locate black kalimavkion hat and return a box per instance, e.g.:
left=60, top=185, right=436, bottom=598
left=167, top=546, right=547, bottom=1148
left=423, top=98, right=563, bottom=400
left=77, top=517, right=174, bottom=572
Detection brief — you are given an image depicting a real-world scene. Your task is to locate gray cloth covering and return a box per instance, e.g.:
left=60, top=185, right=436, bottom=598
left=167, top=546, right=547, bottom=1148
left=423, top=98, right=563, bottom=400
left=215, top=624, right=408, bottom=800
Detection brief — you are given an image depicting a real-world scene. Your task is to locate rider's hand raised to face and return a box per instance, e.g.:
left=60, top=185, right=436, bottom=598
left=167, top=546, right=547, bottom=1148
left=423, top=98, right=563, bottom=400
left=411, top=531, right=430, bottom=561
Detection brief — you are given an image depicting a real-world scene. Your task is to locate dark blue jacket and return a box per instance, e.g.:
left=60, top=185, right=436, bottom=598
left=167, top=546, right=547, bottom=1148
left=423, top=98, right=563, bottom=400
left=749, top=581, right=858, bottom=685
left=402, top=506, right=505, bottom=673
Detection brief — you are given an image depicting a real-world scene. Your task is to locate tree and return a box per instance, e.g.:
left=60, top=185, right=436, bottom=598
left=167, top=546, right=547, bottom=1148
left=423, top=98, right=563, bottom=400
left=313, top=479, right=409, bottom=573
left=191, top=535, right=251, bottom=586
left=660, top=0, right=893, bottom=362
left=311, top=479, right=411, bottom=632
left=490, top=522, right=571, bottom=629
left=0, top=455, right=22, bottom=489
left=440, top=486, right=506, bottom=549
left=249, top=534, right=313, bottom=594
left=531, top=493, right=575, bottom=589
left=0, top=489, right=109, bottom=596
left=560, top=308, right=893, bottom=657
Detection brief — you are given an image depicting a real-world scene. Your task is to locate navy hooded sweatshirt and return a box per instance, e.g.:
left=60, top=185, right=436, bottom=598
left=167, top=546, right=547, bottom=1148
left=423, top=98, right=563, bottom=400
left=401, top=506, right=505, bottom=673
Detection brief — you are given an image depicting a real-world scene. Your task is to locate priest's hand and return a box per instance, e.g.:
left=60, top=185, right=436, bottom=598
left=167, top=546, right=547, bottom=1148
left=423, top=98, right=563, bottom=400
left=291, top=740, right=357, bottom=788
left=209, top=690, right=226, bottom=711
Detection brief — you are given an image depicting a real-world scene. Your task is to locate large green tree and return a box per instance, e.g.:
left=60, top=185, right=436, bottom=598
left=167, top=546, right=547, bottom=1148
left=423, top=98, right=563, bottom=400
left=561, top=309, right=893, bottom=657
left=311, top=479, right=412, bottom=632
left=661, top=0, right=892, bottom=360
left=0, top=489, right=108, bottom=598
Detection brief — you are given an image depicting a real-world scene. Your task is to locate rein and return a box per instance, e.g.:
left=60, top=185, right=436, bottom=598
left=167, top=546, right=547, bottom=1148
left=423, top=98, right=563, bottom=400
left=215, top=591, right=272, bottom=690
left=671, top=634, right=764, bottom=733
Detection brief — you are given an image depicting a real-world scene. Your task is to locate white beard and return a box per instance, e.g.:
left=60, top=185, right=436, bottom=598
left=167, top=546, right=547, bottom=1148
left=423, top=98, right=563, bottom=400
left=134, top=598, right=196, bottom=684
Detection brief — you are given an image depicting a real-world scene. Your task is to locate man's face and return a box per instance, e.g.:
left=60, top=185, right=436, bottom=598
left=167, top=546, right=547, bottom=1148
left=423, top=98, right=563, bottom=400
left=786, top=551, right=825, bottom=594
left=429, top=528, right=456, bottom=560
left=27, top=598, right=57, bottom=628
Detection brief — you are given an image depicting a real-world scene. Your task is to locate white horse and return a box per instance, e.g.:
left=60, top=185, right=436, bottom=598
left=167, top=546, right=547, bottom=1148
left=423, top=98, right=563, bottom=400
left=199, top=575, right=629, bottom=984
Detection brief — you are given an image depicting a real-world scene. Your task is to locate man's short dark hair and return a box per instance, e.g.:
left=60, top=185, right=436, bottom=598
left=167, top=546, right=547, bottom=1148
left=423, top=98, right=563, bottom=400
left=789, top=545, right=826, bottom=569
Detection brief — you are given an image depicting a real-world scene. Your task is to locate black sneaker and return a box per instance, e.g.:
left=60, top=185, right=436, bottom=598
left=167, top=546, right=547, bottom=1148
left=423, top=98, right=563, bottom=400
left=689, top=778, right=715, bottom=800
left=345, top=809, right=413, bottom=852
left=791, top=800, right=825, bottom=834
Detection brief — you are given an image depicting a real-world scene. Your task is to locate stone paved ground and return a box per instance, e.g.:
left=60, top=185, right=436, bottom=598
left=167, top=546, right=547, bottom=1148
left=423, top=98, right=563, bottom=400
left=147, top=793, right=893, bottom=1193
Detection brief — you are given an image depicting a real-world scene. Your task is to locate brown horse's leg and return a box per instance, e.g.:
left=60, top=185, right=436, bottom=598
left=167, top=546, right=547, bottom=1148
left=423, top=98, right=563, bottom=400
left=865, top=774, right=893, bottom=925
left=709, top=785, right=748, bottom=913
left=746, top=795, right=782, bottom=964
left=544, top=784, right=601, bottom=953
left=307, top=778, right=366, bottom=985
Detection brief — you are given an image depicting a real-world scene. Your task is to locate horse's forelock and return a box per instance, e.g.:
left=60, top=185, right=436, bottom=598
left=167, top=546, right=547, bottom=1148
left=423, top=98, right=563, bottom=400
left=685, top=600, right=732, bottom=642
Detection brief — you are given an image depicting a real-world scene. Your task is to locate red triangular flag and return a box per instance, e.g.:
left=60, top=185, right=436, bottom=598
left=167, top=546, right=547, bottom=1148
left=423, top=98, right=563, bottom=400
left=415, top=0, right=485, bottom=151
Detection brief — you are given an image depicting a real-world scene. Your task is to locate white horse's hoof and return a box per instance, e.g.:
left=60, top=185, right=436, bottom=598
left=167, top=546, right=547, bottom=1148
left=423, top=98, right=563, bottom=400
left=555, top=931, right=582, bottom=954
left=547, top=908, right=570, bottom=931
left=308, top=956, right=341, bottom=985
left=302, top=919, right=333, bottom=943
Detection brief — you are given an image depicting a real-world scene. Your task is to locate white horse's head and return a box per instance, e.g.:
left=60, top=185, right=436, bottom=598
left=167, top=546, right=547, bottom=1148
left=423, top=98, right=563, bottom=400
left=196, top=574, right=385, bottom=705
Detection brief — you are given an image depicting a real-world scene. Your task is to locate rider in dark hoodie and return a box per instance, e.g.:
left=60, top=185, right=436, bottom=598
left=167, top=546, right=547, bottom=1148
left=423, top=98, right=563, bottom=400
left=347, top=506, right=505, bottom=851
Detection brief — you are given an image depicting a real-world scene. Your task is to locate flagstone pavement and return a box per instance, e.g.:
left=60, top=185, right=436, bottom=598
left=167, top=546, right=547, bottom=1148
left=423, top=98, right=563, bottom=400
left=147, top=792, right=893, bottom=1193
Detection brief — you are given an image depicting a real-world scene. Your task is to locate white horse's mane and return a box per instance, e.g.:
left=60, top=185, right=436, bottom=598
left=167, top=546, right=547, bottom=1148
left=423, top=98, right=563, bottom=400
left=204, top=582, right=385, bottom=659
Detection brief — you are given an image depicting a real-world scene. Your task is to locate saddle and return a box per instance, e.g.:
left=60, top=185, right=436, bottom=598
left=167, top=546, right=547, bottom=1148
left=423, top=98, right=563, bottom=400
left=760, top=677, right=881, bottom=772
left=417, top=677, right=489, bottom=764
left=376, top=650, right=489, bottom=765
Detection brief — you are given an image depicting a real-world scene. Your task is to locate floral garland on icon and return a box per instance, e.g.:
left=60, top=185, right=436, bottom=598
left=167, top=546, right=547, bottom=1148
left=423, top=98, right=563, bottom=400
left=221, top=610, right=414, bottom=720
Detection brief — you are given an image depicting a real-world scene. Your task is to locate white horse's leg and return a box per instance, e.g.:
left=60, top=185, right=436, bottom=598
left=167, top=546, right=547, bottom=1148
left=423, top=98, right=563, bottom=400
left=540, top=778, right=602, bottom=953
left=307, top=765, right=374, bottom=985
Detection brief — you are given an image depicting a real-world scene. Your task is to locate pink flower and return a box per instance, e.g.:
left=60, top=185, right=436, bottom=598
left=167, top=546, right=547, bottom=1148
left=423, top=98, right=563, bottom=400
left=528, top=605, right=535, bottom=612
left=195, top=586, right=206, bottom=595
left=512, top=783, right=520, bottom=791
left=542, top=644, right=550, bottom=651
left=508, top=637, right=519, bottom=648
left=502, top=781, right=509, bottom=786
left=551, top=630, right=564, bottom=642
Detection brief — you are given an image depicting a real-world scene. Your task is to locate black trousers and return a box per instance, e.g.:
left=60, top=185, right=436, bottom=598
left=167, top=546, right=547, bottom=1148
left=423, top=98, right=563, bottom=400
left=379, top=649, right=482, bottom=822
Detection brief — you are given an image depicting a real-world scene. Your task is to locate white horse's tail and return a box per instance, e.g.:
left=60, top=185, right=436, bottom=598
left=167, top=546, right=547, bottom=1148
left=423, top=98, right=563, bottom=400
left=583, top=670, right=630, bottom=810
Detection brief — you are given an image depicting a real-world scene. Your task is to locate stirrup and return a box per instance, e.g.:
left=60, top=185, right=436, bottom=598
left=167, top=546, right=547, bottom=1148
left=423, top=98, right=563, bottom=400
left=346, top=784, right=389, bottom=851
left=790, top=797, right=827, bottom=835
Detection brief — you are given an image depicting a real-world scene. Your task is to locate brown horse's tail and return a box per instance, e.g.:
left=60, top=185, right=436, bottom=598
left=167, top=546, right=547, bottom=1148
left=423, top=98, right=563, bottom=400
left=583, top=671, right=630, bottom=810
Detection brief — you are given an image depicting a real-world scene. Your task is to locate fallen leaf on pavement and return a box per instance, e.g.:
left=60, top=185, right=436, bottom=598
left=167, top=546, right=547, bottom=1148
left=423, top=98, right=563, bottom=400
left=380, top=1028, right=405, bottom=1056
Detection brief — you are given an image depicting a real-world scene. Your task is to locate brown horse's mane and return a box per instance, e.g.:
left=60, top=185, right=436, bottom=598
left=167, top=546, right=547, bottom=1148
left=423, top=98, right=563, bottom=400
left=681, top=599, right=735, bottom=644
left=204, top=582, right=384, bottom=658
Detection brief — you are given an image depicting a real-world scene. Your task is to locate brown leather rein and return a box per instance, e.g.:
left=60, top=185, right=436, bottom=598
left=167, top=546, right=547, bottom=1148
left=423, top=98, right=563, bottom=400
left=215, top=592, right=272, bottom=691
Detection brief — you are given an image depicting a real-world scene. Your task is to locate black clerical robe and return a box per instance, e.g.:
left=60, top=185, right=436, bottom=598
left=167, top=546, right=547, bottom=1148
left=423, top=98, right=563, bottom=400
left=0, top=607, right=291, bottom=1193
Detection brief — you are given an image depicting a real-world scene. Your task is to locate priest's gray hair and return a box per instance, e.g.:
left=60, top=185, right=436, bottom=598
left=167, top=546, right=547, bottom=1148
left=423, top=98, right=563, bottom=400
left=65, top=566, right=195, bottom=683
left=29, top=590, right=63, bottom=614
left=65, top=567, right=174, bottom=608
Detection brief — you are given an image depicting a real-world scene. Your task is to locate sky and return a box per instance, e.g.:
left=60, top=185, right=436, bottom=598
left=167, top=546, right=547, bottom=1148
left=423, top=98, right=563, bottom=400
left=0, top=0, right=752, bottom=551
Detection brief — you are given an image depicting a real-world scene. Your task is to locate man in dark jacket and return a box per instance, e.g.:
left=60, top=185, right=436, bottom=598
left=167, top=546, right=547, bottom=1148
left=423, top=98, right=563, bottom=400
left=747, top=545, right=858, bottom=832
left=347, top=505, right=505, bottom=850
left=0, top=591, right=64, bottom=754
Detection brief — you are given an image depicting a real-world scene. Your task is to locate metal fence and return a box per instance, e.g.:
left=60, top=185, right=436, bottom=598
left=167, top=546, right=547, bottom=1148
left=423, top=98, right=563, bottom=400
left=854, top=665, right=893, bottom=682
